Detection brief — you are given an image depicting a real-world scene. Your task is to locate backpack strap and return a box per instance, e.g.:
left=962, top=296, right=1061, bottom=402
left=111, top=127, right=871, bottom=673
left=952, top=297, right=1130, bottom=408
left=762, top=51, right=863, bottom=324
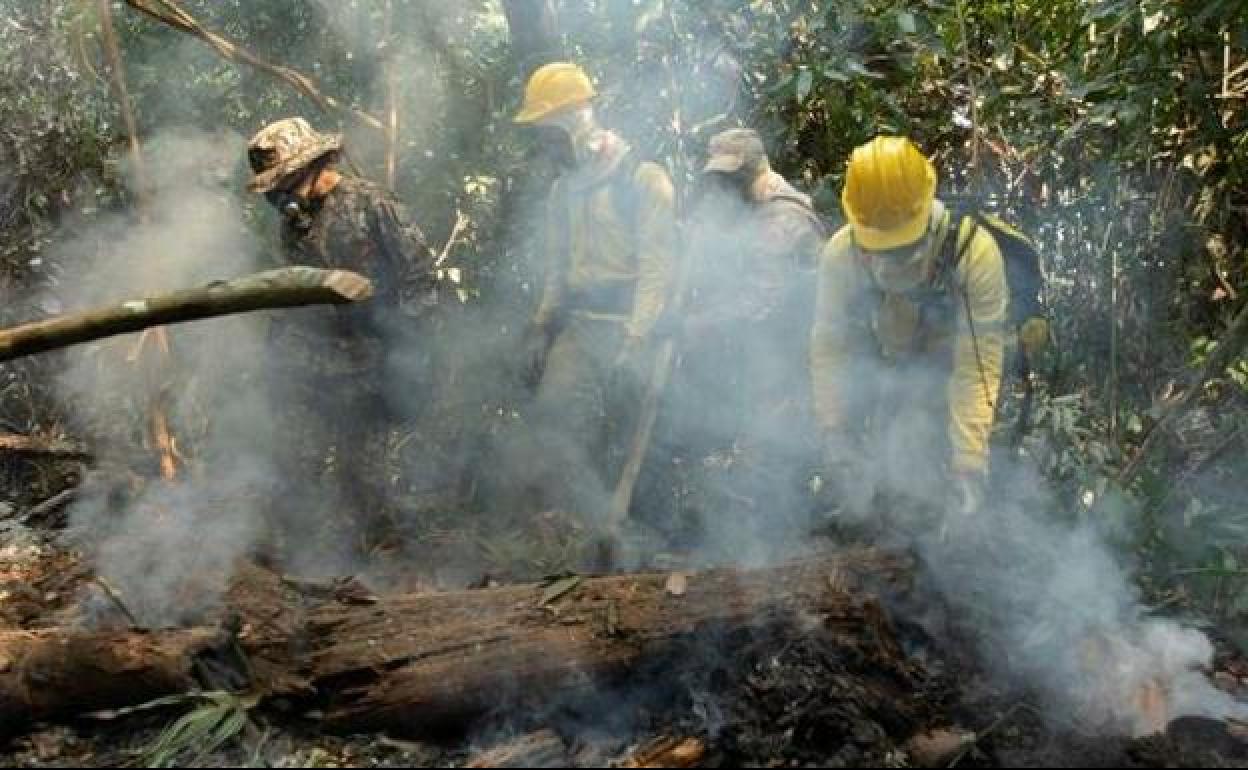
left=605, top=149, right=647, bottom=229
left=766, top=191, right=831, bottom=240
left=937, top=208, right=997, bottom=412
left=932, top=206, right=977, bottom=293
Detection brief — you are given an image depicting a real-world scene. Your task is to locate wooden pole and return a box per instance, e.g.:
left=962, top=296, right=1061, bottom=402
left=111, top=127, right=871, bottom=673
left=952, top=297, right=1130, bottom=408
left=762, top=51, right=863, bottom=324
left=382, top=0, right=400, bottom=189
left=94, top=0, right=185, bottom=477
left=0, top=268, right=372, bottom=362
left=97, top=0, right=147, bottom=206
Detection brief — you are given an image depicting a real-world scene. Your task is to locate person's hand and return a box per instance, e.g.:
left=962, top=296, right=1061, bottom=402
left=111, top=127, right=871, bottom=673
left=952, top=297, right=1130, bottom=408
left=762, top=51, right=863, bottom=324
left=938, top=470, right=987, bottom=543
left=820, top=434, right=871, bottom=516
left=944, top=470, right=986, bottom=531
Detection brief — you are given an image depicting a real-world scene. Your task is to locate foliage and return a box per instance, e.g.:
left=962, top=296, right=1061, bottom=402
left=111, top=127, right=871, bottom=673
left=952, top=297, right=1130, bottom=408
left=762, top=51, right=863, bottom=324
left=138, top=690, right=258, bottom=768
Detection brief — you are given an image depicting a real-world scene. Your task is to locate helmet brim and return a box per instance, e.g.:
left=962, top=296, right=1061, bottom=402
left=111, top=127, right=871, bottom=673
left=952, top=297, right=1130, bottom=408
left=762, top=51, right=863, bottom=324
left=247, top=136, right=342, bottom=193
left=703, top=155, right=745, bottom=174
left=851, top=202, right=932, bottom=251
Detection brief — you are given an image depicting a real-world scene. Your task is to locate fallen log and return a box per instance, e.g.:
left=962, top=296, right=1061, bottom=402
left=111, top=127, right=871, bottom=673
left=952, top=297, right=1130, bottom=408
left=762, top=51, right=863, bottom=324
left=0, top=549, right=910, bottom=739
left=0, top=267, right=371, bottom=362
left=303, top=547, right=909, bottom=732
left=0, top=628, right=221, bottom=734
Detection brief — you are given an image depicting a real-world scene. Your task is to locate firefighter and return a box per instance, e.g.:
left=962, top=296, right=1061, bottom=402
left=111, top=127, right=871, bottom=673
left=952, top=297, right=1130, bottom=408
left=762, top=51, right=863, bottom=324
left=509, top=62, right=678, bottom=526
left=655, top=128, right=825, bottom=555
left=810, top=136, right=1009, bottom=521
left=246, top=117, right=437, bottom=558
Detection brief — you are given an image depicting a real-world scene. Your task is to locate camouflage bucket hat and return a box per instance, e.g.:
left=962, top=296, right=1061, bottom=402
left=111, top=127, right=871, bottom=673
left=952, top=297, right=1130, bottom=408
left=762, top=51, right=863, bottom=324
left=246, top=117, right=343, bottom=193
left=703, top=128, right=767, bottom=175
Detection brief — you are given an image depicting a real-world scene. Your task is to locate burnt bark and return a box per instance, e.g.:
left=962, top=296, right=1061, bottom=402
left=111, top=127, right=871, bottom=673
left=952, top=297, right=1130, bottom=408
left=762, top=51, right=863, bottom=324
left=0, top=549, right=909, bottom=738
left=304, top=549, right=907, bottom=732
left=0, top=629, right=220, bottom=734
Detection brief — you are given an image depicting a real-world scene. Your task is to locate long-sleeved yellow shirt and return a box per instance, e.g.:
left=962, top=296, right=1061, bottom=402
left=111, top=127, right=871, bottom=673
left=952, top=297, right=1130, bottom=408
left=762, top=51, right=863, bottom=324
left=810, top=206, right=1008, bottom=473
left=533, top=133, right=677, bottom=340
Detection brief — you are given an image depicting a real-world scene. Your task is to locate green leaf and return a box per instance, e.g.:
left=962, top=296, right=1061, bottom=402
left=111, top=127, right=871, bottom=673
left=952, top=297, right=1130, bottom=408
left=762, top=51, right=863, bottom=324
left=897, top=11, right=917, bottom=35
left=540, top=575, right=582, bottom=605
left=767, top=72, right=796, bottom=97
left=844, top=59, right=882, bottom=79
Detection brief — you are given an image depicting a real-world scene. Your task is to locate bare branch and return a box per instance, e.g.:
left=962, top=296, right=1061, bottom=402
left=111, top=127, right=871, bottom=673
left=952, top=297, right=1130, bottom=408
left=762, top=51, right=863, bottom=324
left=122, top=0, right=384, bottom=133
left=0, top=267, right=372, bottom=362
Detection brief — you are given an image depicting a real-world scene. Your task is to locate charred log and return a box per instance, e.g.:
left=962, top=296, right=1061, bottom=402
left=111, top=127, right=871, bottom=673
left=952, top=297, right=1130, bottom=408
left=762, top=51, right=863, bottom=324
left=0, top=549, right=910, bottom=739
left=0, top=629, right=221, bottom=736
left=303, top=548, right=909, bottom=732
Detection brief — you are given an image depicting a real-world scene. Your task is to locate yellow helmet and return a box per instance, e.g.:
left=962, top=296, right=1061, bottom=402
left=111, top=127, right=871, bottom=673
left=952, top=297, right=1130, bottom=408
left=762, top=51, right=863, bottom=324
left=842, top=136, right=937, bottom=251
left=514, top=62, right=596, bottom=124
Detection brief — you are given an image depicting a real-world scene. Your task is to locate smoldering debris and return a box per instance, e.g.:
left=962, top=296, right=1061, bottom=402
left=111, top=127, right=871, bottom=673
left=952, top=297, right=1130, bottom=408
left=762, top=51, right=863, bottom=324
left=908, top=469, right=1248, bottom=737
left=48, top=129, right=281, bottom=628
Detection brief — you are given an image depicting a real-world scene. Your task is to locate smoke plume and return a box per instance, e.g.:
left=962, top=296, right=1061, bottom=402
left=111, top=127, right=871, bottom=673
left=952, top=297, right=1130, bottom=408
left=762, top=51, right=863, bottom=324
left=52, top=129, right=277, bottom=627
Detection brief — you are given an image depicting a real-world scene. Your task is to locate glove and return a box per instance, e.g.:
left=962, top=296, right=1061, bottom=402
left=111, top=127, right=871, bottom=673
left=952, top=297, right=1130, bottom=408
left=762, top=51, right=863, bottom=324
left=820, top=434, right=872, bottom=516
left=1019, top=317, right=1049, bottom=361
left=939, top=471, right=986, bottom=543
left=949, top=471, right=985, bottom=518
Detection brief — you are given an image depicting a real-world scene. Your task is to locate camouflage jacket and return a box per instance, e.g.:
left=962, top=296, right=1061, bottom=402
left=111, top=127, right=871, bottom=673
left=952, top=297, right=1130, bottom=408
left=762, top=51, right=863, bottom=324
left=275, top=175, right=436, bottom=377
left=281, top=175, right=436, bottom=311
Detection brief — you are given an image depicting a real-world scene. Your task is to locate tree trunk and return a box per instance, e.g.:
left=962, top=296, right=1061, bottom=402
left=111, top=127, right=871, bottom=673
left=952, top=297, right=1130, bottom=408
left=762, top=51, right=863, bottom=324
left=0, top=549, right=908, bottom=738
left=307, top=549, right=906, bottom=732
left=502, top=0, right=560, bottom=78
left=0, top=267, right=371, bottom=362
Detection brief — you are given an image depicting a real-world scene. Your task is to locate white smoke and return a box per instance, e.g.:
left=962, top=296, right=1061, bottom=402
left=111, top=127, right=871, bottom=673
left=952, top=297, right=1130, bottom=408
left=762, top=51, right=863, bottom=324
left=51, top=129, right=278, bottom=627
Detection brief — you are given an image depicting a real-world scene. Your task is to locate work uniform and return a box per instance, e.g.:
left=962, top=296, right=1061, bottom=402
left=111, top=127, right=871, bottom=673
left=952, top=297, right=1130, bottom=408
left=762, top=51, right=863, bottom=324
left=656, top=171, right=823, bottom=555
left=270, top=175, right=436, bottom=555
left=525, top=130, right=677, bottom=519
left=810, top=200, right=1007, bottom=508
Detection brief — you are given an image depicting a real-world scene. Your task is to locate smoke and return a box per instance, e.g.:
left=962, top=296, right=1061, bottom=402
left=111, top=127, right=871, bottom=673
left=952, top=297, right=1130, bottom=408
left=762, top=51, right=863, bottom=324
left=504, top=7, right=1248, bottom=738
left=16, top=0, right=1242, bottom=740
left=809, top=344, right=1245, bottom=734
left=914, top=465, right=1247, bottom=735
left=51, top=129, right=279, bottom=627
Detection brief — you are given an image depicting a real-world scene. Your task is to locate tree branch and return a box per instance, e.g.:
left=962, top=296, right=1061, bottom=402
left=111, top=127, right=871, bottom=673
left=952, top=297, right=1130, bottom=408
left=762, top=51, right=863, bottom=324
left=0, top=267, right=372, bottom=362
left=122, top=0, right=383, bottom=133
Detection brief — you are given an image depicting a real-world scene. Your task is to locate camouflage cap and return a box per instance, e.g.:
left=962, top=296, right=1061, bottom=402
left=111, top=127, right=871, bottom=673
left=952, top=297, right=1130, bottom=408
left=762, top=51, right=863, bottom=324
left=703, top=128, right=767, bottom=175
left=246, top=117, right=343, bottom=193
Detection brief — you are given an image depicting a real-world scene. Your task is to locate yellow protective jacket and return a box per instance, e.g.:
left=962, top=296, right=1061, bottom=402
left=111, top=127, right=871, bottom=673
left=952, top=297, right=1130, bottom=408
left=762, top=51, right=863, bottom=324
left=533, top=132, right=677, bottom=340
left=810, top=203, right=1007, bottom=473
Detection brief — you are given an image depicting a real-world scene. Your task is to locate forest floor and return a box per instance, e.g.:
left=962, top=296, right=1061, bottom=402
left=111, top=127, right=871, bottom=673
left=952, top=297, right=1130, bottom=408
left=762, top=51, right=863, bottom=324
left=5, top=511, right=1248, bottom=768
